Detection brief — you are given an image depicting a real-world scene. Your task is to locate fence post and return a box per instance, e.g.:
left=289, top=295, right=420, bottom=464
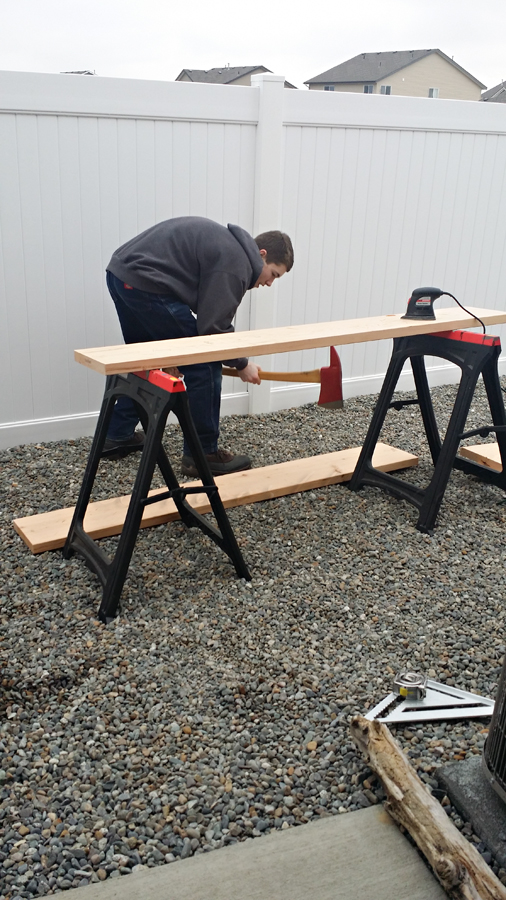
left=248, top=73, right=285, bottom=415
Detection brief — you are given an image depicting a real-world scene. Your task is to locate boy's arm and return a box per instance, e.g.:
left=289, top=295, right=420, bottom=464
left=197, top=271, right=251, bottom=371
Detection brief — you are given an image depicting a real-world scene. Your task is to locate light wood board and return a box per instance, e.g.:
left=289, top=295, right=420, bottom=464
left=459, top=443, right=502, bottom=472
left=75, top=308, right=506, bottom=375
left=13, top=443, right=417, bottom=554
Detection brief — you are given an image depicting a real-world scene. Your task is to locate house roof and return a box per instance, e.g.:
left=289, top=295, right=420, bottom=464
left=176, top=66, right=269, bottom=85
left=304, top=49, right=486, bottom=89
left=481, top=82, right=506, bottom=102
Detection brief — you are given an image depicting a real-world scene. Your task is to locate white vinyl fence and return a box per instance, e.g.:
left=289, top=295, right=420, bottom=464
left=1, top=70, right=506, bottom=447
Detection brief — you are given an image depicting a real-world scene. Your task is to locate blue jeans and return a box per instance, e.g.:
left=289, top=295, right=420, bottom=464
left=106, top=271, right=222, bottom=455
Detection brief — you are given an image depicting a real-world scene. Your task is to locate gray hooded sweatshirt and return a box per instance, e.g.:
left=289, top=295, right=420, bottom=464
left=107, top=217, right=264, bottom=370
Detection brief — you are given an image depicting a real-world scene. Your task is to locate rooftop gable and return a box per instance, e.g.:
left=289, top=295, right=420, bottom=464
left=305, top=49, right=486, bottom=89
left=481, top=82, right=506, bottom=102
left=176, top=66, right=269, bottom=85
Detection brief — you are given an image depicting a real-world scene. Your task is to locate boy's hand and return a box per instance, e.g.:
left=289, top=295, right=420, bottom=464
left=238, top=363, right=261, bottom=385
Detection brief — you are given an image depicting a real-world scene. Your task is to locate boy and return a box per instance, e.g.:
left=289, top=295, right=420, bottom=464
left=103, top=216, right=294, bottom=476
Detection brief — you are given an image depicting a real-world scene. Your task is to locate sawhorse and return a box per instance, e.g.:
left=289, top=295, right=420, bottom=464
left=63, top=370, right=250, bottom=623
left=349, top=330, right=506, bottom=533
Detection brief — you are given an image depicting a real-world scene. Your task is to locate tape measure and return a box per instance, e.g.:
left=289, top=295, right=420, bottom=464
left=393, top=671, right=427, bottom=700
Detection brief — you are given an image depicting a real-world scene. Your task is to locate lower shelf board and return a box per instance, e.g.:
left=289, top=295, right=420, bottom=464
left=13, top=442, right=418, bottom=554
left=459, top=442, right=502, bottom=472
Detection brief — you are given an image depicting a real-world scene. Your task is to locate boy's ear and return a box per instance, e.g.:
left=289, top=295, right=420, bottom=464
left=259, top=248, right=267, bottom=258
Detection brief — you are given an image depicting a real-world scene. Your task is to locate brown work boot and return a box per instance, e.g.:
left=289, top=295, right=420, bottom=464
left=181, top=448, right=252, bottom=477
left=101, top=431, right=145, bottom=460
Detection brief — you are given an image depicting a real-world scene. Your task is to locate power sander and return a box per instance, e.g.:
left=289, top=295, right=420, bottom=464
left=401, top=286, right=486, bottom=333
left=401, top=287, right=443, bottom=320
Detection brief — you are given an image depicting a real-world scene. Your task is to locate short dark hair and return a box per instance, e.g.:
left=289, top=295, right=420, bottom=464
left=254, top=230, right=294, bottom=271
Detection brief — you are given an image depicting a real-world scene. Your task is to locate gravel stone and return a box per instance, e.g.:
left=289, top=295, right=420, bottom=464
left=1, top=382, right=506, bottom=893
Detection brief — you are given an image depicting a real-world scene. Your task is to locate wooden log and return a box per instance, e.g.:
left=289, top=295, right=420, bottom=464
left=350, top=715, right=506, bottom=900
left=460, top=443, right=502, bottom=472
left=13, top=443, right=417, bottom=554
left=74, top=307, right=506, bottom=375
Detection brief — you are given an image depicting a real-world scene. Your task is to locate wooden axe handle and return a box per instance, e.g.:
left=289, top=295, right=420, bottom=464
left=222, top=366, right=321, bottom=384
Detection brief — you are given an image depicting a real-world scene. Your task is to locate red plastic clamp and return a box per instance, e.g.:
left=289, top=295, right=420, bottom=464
left=430, top=330, right=500, bottom=347
left=136, top=370, right=186, bottom=392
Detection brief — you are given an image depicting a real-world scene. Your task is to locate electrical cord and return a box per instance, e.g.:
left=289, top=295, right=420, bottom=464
left=441, top=291, right=486, bottom=334
left=441, top=291, right=506, bottom=392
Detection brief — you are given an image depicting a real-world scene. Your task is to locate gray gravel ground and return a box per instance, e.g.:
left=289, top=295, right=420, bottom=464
left=1, top=380, right=506, bottom=897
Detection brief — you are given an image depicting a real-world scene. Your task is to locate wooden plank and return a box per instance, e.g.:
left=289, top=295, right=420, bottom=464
left=459, top=442, right=502, bottom=472
left=13, top=443, right=417, bottom=554
left=75, top=307, right=506, bottom=375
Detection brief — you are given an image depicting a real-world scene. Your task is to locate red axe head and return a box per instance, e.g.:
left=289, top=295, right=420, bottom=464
left=318, top=346, right=343, bottom=409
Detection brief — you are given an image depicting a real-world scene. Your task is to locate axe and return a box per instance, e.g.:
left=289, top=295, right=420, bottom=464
left=222, top=346, right=343, bottom=409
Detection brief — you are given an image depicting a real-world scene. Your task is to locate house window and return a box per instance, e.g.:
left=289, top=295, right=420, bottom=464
left=323, top=85, right=334, bottom=91
left=428, top=87, right=439, bottom=98
left=363, top=84, right=374, bottom=93
left=380, top=85, right=391, bottom=95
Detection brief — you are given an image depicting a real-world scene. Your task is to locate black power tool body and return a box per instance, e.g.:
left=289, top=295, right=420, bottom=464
left=401, top=287, right=444, bottom=320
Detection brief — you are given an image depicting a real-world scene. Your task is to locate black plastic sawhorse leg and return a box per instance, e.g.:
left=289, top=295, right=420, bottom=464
left=349, top=330, right=506, bottom=533
left=63, top=370, right=250, bottom=622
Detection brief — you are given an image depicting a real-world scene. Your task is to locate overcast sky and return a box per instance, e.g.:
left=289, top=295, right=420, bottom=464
left=1, top=0, right=505, bottom=91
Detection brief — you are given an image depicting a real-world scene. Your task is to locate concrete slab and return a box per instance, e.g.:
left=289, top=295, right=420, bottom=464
left=80, top=805, right=446, bottom=900
left=437, top=755, right=506, bottom=869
